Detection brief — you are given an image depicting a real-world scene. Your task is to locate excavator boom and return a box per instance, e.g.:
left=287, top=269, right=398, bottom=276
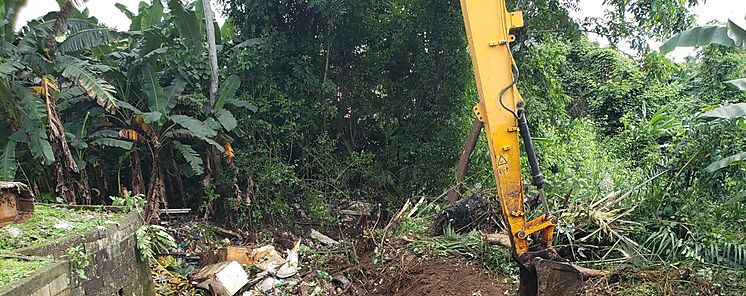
left=457, top=0, right=584, bottom=295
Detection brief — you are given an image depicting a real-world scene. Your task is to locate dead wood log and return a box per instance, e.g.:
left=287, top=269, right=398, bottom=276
left=447, top=119, right=483, bottom=204
left=482, top=232, right=512, bottom=249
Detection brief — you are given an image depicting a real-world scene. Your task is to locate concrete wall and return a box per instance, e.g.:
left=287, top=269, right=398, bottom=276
left=1, top=209, right=153, bottom=296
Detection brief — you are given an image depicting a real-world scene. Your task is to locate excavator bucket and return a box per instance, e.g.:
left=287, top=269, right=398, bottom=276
left=517, top=249, right=586, bottom=296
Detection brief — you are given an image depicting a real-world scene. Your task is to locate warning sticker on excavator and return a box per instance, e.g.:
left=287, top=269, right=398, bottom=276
left=497, top=155, right=508, bottom=166
left=497, top=155, right=509, bottom=175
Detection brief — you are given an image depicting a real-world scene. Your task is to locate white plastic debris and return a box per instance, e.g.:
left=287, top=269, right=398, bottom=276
left=275, top=240, right=300, bottom=278
left=257, top=277, right=281, bottom=292
left=53, top=220, right=74, bottom=230
left=5, top=226, right=21, bottom=238
left=252, top=245, right=286, bottom=273
left=309, top=229, right=338, bottom=245
left=193, top=261, right=249, bottom=296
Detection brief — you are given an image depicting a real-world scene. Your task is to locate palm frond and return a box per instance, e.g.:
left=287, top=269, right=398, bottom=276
left=118, top=129, right=144, bottom=142
left=214, top=74, right=240, bottom=111
left=172, top=141, right=204, bottom=176
left=13, top=83, right=46, bottom=121
left=141, top=65, right=166, bottom=118
left=168, top=0, right=203, bottom=46
left=57, top=57, right=119, bottom=113
left=215, top=109, right=237, bottom=131
left=163, top=77, right=186, bottom=113
left=28, top=126, right=55, bottom=165
left=58, top=87, right=89, bottom=111
left=165, top=128, right=224, bottom=152
left=224, top=98, right=257, bottom=112
left=168, top=115, right=217, bottom=138
left=0, top=61, right=24, bottom=77
left=91, top=137, right=133, bottom=150
left=58, top=27, right=117, bottom=53
left=87, top=129, right=119, bottom=139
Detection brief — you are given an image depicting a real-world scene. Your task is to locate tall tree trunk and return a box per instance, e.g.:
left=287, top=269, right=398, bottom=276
left=43, top=79, right=79, bottom=204
left=45, top=0, right=90, bottom=204
left=202, top=0, right=218, bottom=104
left=78, top=169, right=92, bottom=205
left=99, top=163, right=109, bottom=198
left=202, top=0, right=221, bottom=219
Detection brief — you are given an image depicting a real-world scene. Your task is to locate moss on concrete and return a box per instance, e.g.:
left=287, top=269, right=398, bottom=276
left=0, top=258, right=51, bottom=289
left=0, top=205, right=123, bottom=251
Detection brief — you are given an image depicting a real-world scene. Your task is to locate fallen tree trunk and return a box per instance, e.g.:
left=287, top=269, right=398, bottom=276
left=481, top=231, right=512, bottom=249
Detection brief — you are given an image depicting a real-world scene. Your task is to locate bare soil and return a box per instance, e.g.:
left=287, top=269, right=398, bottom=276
left=373, top=256, right=513, bottom=296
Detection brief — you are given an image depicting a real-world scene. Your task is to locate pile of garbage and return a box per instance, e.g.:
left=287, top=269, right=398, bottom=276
left=193, top=240, right=301, bottom=295
left=150, top=224, right=352, bottom=296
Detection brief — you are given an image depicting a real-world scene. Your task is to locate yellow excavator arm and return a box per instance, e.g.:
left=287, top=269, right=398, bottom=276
left=459, top=0, right=555, bottom=257
left=458, top=1, right=584, bottom=295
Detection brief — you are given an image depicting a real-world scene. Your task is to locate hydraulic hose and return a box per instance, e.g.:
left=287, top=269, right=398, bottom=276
left=517, top=109, right=543, bottom=189
left=517, top=108, right=549, bottom=214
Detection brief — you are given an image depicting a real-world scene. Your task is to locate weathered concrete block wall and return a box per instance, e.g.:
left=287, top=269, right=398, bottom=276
left=1, top=209, right=153, bottom=296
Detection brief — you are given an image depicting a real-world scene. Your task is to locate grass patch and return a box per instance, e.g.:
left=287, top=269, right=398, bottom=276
left=583, top=263, right=746, bottom=295
left=409, top=229, right=513, bottom=274
left=0, top=204, right=123, bottom=251
left=0, top=258, right=51, bottom=288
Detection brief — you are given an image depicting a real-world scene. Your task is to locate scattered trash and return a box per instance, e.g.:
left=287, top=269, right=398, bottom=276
left=5, top=226, right=21, bottom=237
left=251, top=245, right=287, bottom=273
left=192, top=261, right=249, bottom=296
left=275, top=240, right=300, bottom=278
left=310, top=229, right=338, bottom=245
left=337, top=201, right=373, bottom=222
left=216, top=226, right=244, bottom=240
left=53, top=220, right=74, bottom=230
left=332, top=274, right=351, bottom=289
left=202, top=246, right=253, bottom=266
left=256, top=277, right=281, bottom=293
left=154, top=217, right=313, bottom=295
left=151, top=257, right=194, bottom=296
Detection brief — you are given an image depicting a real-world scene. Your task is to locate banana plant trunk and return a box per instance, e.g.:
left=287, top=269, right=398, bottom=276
left=43, top=82, right=79, bottom=204
left=145, top=146, right=165, bottom=222
left=129, top=152, right=145, bottom=195
left=77, top=169, right=92, bottom=204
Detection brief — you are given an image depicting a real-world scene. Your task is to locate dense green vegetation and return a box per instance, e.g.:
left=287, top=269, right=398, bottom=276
left=1, top=0, right=745, bottom=285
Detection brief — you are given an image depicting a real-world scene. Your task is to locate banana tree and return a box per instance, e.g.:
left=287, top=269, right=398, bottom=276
left=660, top=16, right=746, bottom=90
left=96, top=0, right=250, bottom=221
left=112, top=65, right=244, bottom=222
left=0, top=2, right=124, bottom=203
left=661, top=16, right=746, bottom=192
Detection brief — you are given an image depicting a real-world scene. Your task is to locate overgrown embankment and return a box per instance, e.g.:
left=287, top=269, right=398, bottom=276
left=1, top=206, right=151, bottom=296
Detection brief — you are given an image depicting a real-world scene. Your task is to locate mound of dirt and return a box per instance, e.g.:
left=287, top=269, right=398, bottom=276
left=376, top=257, right=513, bottom=296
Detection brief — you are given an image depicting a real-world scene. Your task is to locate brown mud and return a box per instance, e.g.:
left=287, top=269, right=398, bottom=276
left=373, top=256, right=513, bottom=296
